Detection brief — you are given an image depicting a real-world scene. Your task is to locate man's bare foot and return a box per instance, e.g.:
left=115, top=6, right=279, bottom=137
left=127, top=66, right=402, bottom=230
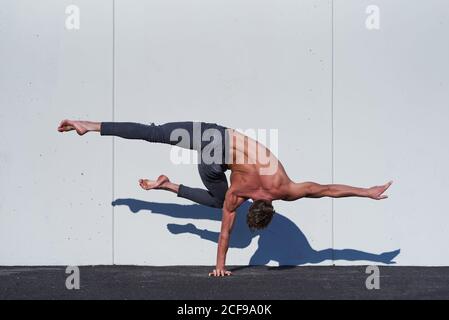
left=139, top=175, right=170, bottom=191
left=57, top=119, right=100, bottom=135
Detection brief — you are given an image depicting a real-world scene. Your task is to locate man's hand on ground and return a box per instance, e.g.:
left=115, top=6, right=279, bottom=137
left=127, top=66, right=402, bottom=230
left=367, top=181, right=393, bottom=200
left=209, top=267, right=232, bottom=277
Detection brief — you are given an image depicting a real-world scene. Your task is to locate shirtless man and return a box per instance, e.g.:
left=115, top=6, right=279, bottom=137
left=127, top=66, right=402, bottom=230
left=58, top=120, right=392, bottom=277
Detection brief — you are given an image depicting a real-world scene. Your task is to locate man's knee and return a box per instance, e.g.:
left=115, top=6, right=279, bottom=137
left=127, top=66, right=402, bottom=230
left=211, top=198, right=224, bottom=209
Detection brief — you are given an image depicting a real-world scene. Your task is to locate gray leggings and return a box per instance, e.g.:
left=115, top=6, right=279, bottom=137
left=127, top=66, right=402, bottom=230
left=100, top=121, right=229, bottom=208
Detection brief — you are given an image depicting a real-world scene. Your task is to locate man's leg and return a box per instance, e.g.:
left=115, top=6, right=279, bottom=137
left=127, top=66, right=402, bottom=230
left=175, top=163, right=229, bottom=208
left=139, top=173, right=227, bottom=209
left=59, top=119, right=228, bottom=208
left=58, top=119, right=197, bottom=149
left=58, top=119, right=228, bottom=155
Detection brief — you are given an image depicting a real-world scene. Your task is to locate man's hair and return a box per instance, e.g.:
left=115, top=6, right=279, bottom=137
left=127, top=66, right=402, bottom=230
left=246, top=200, right=275, bottom=231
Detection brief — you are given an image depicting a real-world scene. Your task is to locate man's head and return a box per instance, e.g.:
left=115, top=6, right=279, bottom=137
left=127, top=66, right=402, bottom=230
left=246, top=200, right=275, bottom=231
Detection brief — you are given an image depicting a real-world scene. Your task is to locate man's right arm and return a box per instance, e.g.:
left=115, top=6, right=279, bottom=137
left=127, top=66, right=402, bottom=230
left=209, top=191, right=247, bottom=277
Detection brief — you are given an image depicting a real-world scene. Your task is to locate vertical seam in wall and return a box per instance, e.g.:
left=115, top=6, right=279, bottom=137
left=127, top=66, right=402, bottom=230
left=112, top=0, right=116, bottom=265
left=331, top=0, right=335, bottom=266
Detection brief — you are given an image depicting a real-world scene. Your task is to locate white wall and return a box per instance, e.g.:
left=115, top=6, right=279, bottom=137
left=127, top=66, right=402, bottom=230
left=0, top=0, right=113, bottom=265
left=0, top=0, right=448, bottom=266
left=333, top=0, right=449, bottom=265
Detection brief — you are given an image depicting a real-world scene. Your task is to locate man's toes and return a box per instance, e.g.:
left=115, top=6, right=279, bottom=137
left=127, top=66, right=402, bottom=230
left=139, top=180, right=152, bottom=189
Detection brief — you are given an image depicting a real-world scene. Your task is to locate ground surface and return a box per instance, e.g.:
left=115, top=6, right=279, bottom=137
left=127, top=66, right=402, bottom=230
left=1, top=266, right=448, bottom=300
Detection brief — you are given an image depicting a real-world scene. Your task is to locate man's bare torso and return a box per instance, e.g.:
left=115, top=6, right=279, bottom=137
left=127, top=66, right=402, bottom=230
left=226, top=129, right=292, bottom=201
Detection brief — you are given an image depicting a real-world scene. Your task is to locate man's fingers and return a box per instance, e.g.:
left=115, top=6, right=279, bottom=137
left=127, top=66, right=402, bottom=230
left=383, top=181, right=393, bottom=191
left=378, top=181, right=393, bottom=198
left=209, top=269, right=232, bottom=277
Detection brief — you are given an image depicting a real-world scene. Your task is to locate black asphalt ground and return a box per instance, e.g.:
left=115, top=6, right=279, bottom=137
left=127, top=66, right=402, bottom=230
left=0, top=266, right=448, bottom=300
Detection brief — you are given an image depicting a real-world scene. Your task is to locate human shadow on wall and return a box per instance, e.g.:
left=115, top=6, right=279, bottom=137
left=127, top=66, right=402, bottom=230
left=112, top=198, right=400, bottom=266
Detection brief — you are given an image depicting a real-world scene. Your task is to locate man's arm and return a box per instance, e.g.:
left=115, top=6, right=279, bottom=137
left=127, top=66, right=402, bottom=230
left=209, top=191, right=247, bottom=277
left=285, top=181, right=393, bottom=201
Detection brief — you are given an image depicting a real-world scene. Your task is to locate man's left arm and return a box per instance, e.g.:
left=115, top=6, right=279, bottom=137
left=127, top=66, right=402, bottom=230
left=285, top=181, right=393, bottom=200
